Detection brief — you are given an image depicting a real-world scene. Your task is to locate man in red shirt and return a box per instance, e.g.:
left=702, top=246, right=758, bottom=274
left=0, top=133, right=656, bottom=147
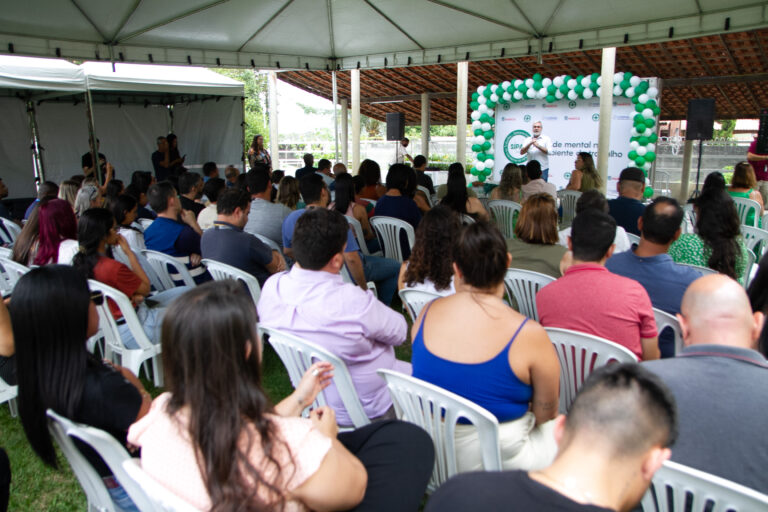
left=536, top=209, right=659, bottom=361
left=747, top=135, right=768, bottom=205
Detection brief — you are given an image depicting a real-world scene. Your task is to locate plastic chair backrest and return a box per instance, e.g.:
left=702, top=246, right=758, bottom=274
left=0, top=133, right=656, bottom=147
left=653, top=308, right=684, bottom=356
left=682, top=204, right=697, bottom=234
left=641, top=460, right=768, bottom=512
left=461, top=214, right=475, bottom=225
left=0, top=218, right=20, bottom=245
left=377, top=369, right=502, bottom=491
left=137, top=218, right=154, bottom=231
left=141, top=250, right=197, bottom=289
left=417, top=186, right=433, bottom=207
left=398, top=288, right=444, bottom=323
left=201, top=258, right=261, bottom=305
left=345, top=215, right=371, bottom=256
left=0, top=376, right=17, bottom=417
left=740, top=225, right=768, bottom=259
left=112, top=245, right=165, bottom=292
left=88, top=280, right=164, bottom=387
left=557, top=190, right=581, bottom=223
left=0, top=257, right=29, bottom=294
left=122, top=459, right=201, bottom=512
left=252, top=232, right=281, bottom=252
left=625, top=232, right=641, bottom=246
left=370, top=216, right=415, bottom=263
left=503, top=268, right=555, bottom=321
left=732, top=197, right=760, bottom=227
left=0, top=247, right=11, bottom=259
left=545, top=327, right=638, bottom=414
left=678, top=262, right=717, bottom=276
left=487, top=200, right=521, bottom=239
left=257, top=326, right=371, bottom=428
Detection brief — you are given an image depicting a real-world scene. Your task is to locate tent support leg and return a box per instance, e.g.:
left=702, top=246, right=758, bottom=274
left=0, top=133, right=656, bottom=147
left=456, top=61, right=468, bottom=168
left=341, top=98, right=348, bottom=167
left=332, top=70, right=339, bottom=164
left=26, top=100, right=46, bottom=187
left=597, top=47, right=616, bottom=194
left=421, top=92, right=430, bottom=161
left=268, top=71, right=279, bottom=170
left=351, top=69, right=360, bottom=174
left=84, top=89, right=102, bottom=184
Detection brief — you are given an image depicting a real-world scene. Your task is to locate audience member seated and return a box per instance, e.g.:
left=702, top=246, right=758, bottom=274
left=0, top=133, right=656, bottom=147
left=398, top=205, right=460, bottom=294
left=11, top=203, right=41, bottom=265
left=440, top=163, right=489, bottom=221
left=374, top=164, right=423, bottom=260
left=358, top=159, right=386, bottom=200
left=12, top=266, right=152, bottom=511
left=607, top=197, right=702, bottom=357
left=283, top=175, right=401, bottom=306
left=196, top=177, right=226, bottom=230
left=330, top=173, right=380, bottom=254
left=643, top=274, right=767, bottom=493
left=507, top=193, right=567, bottom=278
left=537, top=209, right=659, bottom=360
left=110, top=194, right=146, bottom=254
left=748, top=253, right=768, bottom=356
left=130, top=280, right=434, bottom=511
left=436, top=181, right=477, bottom=202
left=559, top=190, right=631, bottom=254
left=102, top=179, right=124, bottom=213
left=177, top=172, right=205, bottom=218
left=126, top=171, right=156, bottom=220
left=353, top=175, right=376, bottom=217
left=0, top=299, right=15, bottom=386
left=57, top=180, right=80, bottom=211
left=201, top=161, right=219, bottom=182
left=426, top=364, right=677, bottom=512
left=277, top=175, right=301, bottom=211
left=74, top=184, right=103, bottom=218
left=332, top=162, right=347, bottom=177
left=295, top=153, right=316, bottom=181
left=143, top=181, right=210, bottom=285
left=413, top=155, right=435, bottom=195
left=34, top=198, right=79, bottom=265
left=406, top=166, right=431, bottom=213
left=728, top=160, right=764, bottom=227
left=490, top=163, right=523, bottom=202
left=316, top=158, right=334, bottom=188
left=565, top=152, right=600, bottom=193
left=669, top=188, right=749, bottom=283
left=244, top=164, right=292, bottom=247
left=412, top=221, right=559, bottom=471
left=701, top=170, right=726, bottom=194
left=201, top=188, right=286, bottom=287
left=23, top=181, right=58, bottom=221
left=521, top=161, right=556, bottom=203
left=263, top=208, right=410, bottom=425
left=608, top=167, right=646, bottom=236
left=224, top=164, right=240, bottom=188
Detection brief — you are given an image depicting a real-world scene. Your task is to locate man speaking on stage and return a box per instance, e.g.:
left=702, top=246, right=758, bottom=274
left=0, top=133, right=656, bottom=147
left=521, top=121, right=552, bottom=182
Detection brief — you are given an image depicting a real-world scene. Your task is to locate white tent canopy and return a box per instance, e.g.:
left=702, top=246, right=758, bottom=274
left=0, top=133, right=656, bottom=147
left=0, top=0, right=765, bottom=70
left=0, top=56, right=244, bottom=198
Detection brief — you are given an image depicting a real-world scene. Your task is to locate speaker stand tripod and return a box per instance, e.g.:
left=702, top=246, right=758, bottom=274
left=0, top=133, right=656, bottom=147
left=689, top=139, right=704, bottom=201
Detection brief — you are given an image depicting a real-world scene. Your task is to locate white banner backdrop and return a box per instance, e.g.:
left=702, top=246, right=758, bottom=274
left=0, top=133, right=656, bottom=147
left=0, top=98, right=37, bottom=198
left=173, top=98, right=244, bottom=169
left=493, top=98, right=637, bottom=194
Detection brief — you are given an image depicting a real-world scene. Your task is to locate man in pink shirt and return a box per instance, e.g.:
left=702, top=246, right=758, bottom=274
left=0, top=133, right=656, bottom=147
left=747, top=136, right=768, bottom=205
left=258, top=207, right=410, bottom=425
left=536, top=208, right=659, bottom=360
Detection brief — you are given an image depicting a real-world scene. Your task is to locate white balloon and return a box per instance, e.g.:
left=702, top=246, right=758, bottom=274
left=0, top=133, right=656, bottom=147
left=475, top=135, right=485, bottom=144
left=478, top=95, right=487, bottom=104
left=553, top=76, right=564, bottom=87
left=513, top=79, right=523, bottom=88
left=626, top=87, right=635, bottom=97
left=478, top=104, right=488, bottom=113
left=513, top=90, right=523, bottom=100
left=502, top=92, right=512, bottom=102
left=630, top=141, right=639, bottom=149
left=647, top=143, right=656, bottom=152
left=486, top=109, right=494, bottom=117
left=536, top=89, right=547, bottom=99
left=555, top=90, right=564, bottom=99
left=472, top=120, right=482, bottom=130
left=629, top=76, right=641, bottom=87
left=581, top=77, right=591, bottom=88
left=614, top=72, right=624, bottom=84
left=470, top=111, right=481, bottom=121
left=490, top=93, right=499, bottom=102
left=542, top=77, right=552, bottom=87
left=583, top=88, right=593, bottom=99
left=476, top=161, right=485, bottom=171
left=481, top=122, right=491, bottom=131
left=642, top=108, right=654, bottom=119
left=526, top=89, right=536, bottom=99
left=631, top=127, right=639, bottom=137
left=567, top=79, right=577, bottom=89
left=644, top=162, right=652, bottom=170
left=501, top=81, right=511, bottom=89
left=477, top=86, right=485, bottom=94
left=647, top=87, right=658, bottom=98
left=636, top=146, right=647, bottom=156
left=613, top=85, right=623, bottom=96
left=638, top=93, right=649, bottom=104
left=567, top=90, right=578, bottom=100
left=525, top=79, right=534, bottom=88
left=490, top=84, right=498, bottom=92
left=596, top=86, right=602, bottom=97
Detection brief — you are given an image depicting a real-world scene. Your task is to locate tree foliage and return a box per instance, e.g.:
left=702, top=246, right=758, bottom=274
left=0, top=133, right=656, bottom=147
left=213, top=68, right=269, bottom=148
left=714, top=119, right=736, bottom=140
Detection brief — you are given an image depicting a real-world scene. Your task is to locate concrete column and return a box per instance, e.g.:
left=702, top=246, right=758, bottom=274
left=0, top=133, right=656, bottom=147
left=421, top=92, right=430, bottom=161
left=597, top=47, right=616, bottom=194
left=351, top=69, right=361, bottom=173
left=456, top=61, right=468, bottom=166
left=268, top=71, right=279, bottom=170
left=341, top=98, right=349, bottom=167
left=678, top=139, right=695, bottom=202
left=332, top=71, right=339, bottom=163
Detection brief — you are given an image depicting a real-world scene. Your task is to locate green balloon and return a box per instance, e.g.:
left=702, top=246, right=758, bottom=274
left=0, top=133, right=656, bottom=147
left=471, top=144, right=481, bottom=152
left=470, top=168, right=479, bottom=176
left=644, top=118, right=655, bottom=128
left=547, top=84, right=557, bottom=94
left=575, top=84, right=585, bottom=95
left=563, top=75, right=572, bottom=84
left=635, top=156, right=646, bottom=166
left=645, top=151, right=656, bottom=162
left=590, top=72, right=600, bottom=82
left=477, top=152, right=487, bottom=161
left=636, top=81, right=649, bottom=93
left=644, top=186, right=654, bottom=199
left=486, top=101, right=496, bottom=109
left=620, top=80, right=631, bottom=90
left=646, top=99, right=658, bottom=108
left=624, top=72, right=633, bottom=80
left=533, top=81, right=543, bottom=90
left=482, top=141, right=491, bottom=150
left=628, top=150, right=638, bottom=160
left=559, top=84, right=569, bottom=94
left=638, top=136, right=650, bottom=145
left=488, top=117, right=495, bottom=125
left=632, top=95, right=640, bottom=104
left=589, top=82, right=599, bottom=92
left=635, top=103, right=644, bottom=113
left=517, top=83, right=527, bottom=93
left=634, top=114, right=645, bottom=124
left=474, top=128, right=483, bottom=136
left=533, top=73, right=543, bottom=81
left=635, top=125, right=647, bottom=135
left=576, top=74, right=584, bottom=84
left=478, top=174, right=487, bottom=182
left=485, top=154, right=494, bottom=160
left=470, top=101, right=479, bottom=110
left=484, top=130, right=494, bottom=139
left=652, top=106, right=661, bottom=116
left=483, top=168, right=493, bottom=176
left=471, top=92, right=479, bottom=100
left=483, top=88, right=492, bottom=98
left=546, top=95, right=556, bottom=103
left=480, top=114, right=490, bottom=122
left=649, top=133, right=658, bottom=143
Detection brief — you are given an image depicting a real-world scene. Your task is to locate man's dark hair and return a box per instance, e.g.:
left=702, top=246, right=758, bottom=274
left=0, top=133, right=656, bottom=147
left=303, top=153, right=313, bottom=166
left=293, top=208, right=348, bottom=270
left=178, top=172, right=202, bottom=195
left=202, top=162, right=218, bottom=177
left=130, top=170, right=153, bottom=194
left=385, top=164, right=410, bottom=193
left=565, top=363, right=678, bottom=456
left=216, top=188, right=250, bottom=216
left=526, top=160, right=542, bottom=180
left=402, top=137, right=409, bottom=143
left=641, top=197, right=683, bottom=245
left=571, top=208, right=616, bottom=262
left=38, top=181, right=59, bottom=200
left=147, top=181, right=177, bottom=213
left=299, top=174, right=325, bottom=205
left=317, top=159, right=331, bottom=171
left=271, top=170, right=285, bottom=184
left=245, top=165, right=270, bottom=195
left=413, top=155, right=427, bottom=168
left=575, top=189, right=609, bottom=214
left=156, top=136, right=166, bottom=144
left=203, top=178, right=226, bottom=204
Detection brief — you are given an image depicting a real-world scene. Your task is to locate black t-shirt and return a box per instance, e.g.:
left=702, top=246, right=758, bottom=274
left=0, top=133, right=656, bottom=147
left=151, top=151, right=170, bottom=181
left=70, top=359, right=142, bottom=476
left=425, top=471, right=614, bottom=512
left=416, top=170, right=435, bottom=195
left=179, top=195, right=205, bottom=217
left=81, top=152, right=107, bottom=171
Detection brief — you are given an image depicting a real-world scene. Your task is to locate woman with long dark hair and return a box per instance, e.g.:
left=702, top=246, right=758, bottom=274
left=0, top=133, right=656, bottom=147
left=331, top=173, right=379, bottom=253
left=35, top=198, right=79, bottom=265
left=398, top=205, right=460, bottom=294
left=358, top=159, right=386, bottom=200
left=440, top=163, right=489, bottom=221
left=110, top=194, right=145, bottom=254
left=411, top=221, right=559, bottom=472
left=12, top=265, right=151, bottom=510
left=12, top=201, right=42, bottom=265
left=128, top=280, right=434, bottom=511
left=248, top=134, right=272, bottom=170
left=669, top=188, right=749, bottom=282
left=565, top=152, right=600, bottom=192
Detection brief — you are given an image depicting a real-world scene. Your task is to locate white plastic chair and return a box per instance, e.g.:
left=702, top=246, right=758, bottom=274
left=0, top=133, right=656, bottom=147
left=653, top=308, right=684, bottom=356
left=503, top=268, right=555, bottom=321
left=461, top=214, right=475, bottom=225
left=251, top=232, right=282, bottom=253
left=141, top=250, right=197, bottom=289
left=201, top=258, right=261, bottom=305
left=257, top=326, right=371, bottom=428
left=641, top=460, right=768, bottom=511
left=345, top=215, right=382, bottom=257
left=557, top=190, right=581, bottom=224
left=417, top=185, right=433, bottom=207
left=678, top=262, right=717, bottom=276
left=377, top=369, right=502, bottom=492
left=137, top=218, right=154, bottom=231
left=682, top=204, right=697, bottom=234
left=339, top=262, right=378, bottom=296
left=398, top=288, right=444, bottom=323
left=732, top=197, right=761, bottom=227
left=545, top=327, right=638, bottom=414
left=487, top=200, right=521, bottom=239
left=626, top=232, right=641, bottom=246
left=0, top=376, right=17, bottom=417
left=122, top=459, right=201, bottom=512
left=0, top=256, right=29, bottom=295
left=740, top=225, right=768, bottom=259
left=112, top=245, right=166, bottom=293
left=0, top=247, right=11, bottom=259
left=370, top=216, right=415, bottom=263
left=88, top=280, right=164, bottom=387
left=0, top=218, right=20, bottom=245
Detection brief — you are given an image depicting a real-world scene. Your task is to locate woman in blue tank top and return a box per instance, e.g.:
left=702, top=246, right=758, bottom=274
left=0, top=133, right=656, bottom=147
left=412, top=220, right=560, bottom=472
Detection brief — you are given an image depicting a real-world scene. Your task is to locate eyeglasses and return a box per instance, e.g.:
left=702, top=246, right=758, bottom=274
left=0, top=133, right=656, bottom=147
left=90, top=291, right=104, bottom=306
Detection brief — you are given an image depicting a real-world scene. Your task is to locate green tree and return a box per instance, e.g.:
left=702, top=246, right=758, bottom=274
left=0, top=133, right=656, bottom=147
left=714, top=119, right=736, bottom=140
left=213, top=69, right=269, bottom=149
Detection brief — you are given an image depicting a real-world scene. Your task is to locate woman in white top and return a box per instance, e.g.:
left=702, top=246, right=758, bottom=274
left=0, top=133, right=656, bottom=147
left=110, top=195, right=146, bottom=254
left=197, top=178, right=226, bottom=231
left=398, top=205, right=461, bottom=295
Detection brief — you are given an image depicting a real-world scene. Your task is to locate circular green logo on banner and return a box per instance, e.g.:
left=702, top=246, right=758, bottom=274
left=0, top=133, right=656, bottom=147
left=592, top=113, right=600, bottom=121
left=503, top=130, right=531, bottom=164
left=568, top=101, right=577, bottom=109
left=523, top=114, right=531, bottom=122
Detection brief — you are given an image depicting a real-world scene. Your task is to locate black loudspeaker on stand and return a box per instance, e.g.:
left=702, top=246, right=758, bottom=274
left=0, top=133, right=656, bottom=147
left=686, top=98, right=716, bottom=200
left=386, top=113, right=405, bottom=141
left=756, top=108, right=768, bottom=154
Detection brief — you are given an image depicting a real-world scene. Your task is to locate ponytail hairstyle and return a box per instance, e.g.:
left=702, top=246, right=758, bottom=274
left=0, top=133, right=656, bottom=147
left=72, top=208, right=115, bottom=279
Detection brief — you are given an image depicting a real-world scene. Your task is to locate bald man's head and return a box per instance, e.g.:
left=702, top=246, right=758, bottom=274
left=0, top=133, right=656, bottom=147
left=679, top=274, right=764, bottom=349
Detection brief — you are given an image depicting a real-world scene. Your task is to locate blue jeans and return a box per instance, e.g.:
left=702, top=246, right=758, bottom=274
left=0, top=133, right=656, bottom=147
left=105, top=478, right=140, bottom=512
left=361, top=254, right=400, bottom=306
left=118, top=287, right=191, bottom=349
left=542, top=168, right=549, bottom=182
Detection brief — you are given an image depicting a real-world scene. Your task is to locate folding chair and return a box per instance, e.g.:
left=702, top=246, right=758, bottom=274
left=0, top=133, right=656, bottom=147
left=503, top=268, right=555, bottom=321
left=0, top=218, right=20, bottom=246
left=370, top=216, right=415, bottom=263
left=0, top=256, right=29, bottom=295
left=626, top=232, right=641, bottom=246
left=487, top=200, right=521, bottom=239
left=201, top=258, right=261, bottom=305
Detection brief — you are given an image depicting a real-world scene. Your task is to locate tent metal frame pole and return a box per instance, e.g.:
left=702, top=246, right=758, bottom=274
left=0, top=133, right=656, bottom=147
left=332, top=70, right=339, bottom=163
left=26, top=100, right=46, bottom=187
left=84, top=86, right=102, bottom=184
left=241, top=97, right=247, bottom=172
